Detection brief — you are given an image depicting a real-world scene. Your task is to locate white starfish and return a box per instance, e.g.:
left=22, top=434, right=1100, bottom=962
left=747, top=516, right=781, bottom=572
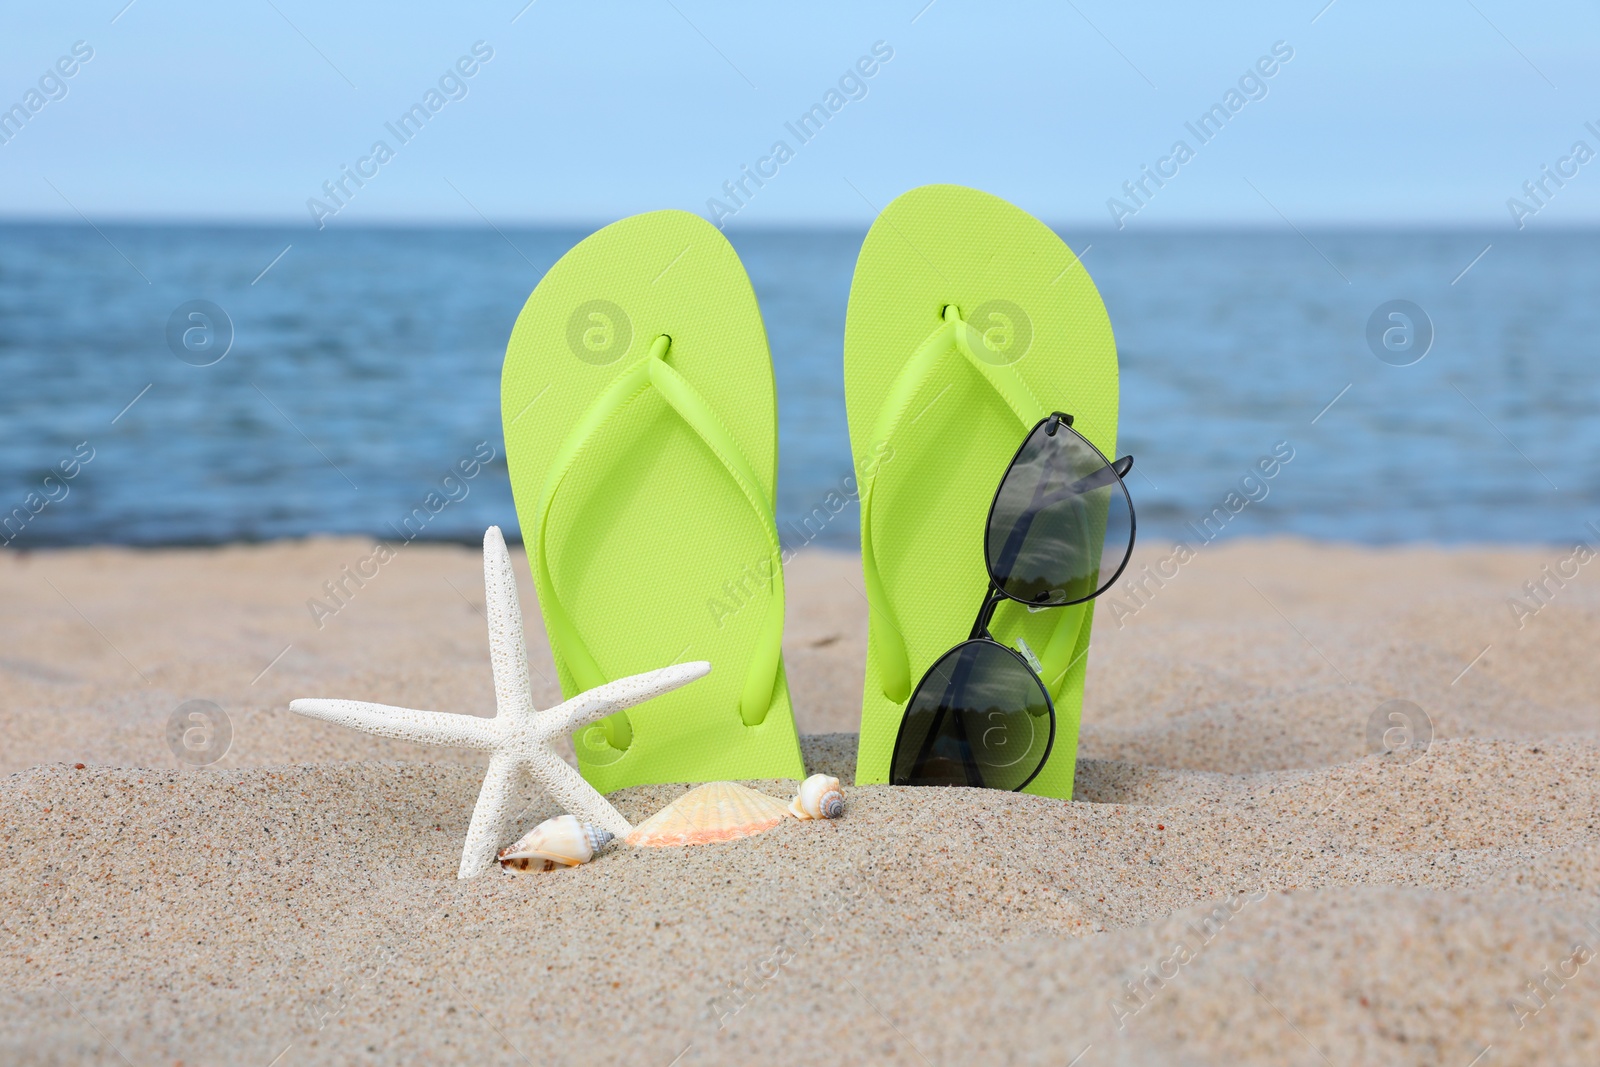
left=289, top=525, right=710, bottom=879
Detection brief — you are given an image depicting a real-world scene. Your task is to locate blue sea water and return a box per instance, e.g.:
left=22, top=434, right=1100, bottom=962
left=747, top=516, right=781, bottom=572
left=1, top=223, right=1596, bottom=549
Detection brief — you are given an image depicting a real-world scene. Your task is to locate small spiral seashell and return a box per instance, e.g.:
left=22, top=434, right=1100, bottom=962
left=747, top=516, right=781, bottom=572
left=499, top=814, right=614, bottom=872
left=789, top=774, right=844, bottom=821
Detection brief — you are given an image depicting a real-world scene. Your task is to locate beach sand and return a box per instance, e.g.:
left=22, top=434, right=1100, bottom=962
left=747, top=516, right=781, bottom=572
left=3, top=537, right=1598, bottom=1064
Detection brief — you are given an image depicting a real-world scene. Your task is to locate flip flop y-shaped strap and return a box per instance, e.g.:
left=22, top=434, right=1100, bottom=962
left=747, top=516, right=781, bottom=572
left=535, top=335, right=784, bottom=747
left=861, top=305, right=1085, bottom=703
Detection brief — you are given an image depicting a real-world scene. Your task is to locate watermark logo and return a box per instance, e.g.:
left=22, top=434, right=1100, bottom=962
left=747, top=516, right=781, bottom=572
left=1505, top=916, right=1600, bottom=1031
left=708, top=440, right=894, bottom=631
left=577, top=721, right=629, bottom=766
left=1507, top=524, right=1599, bottom=630
left=1107, top=40, right=1294, bottom=228
left=308, top=441, right=498, bottom=629
left=166, top=699, right=233, bottom=766
left=964, top=300, right=1032, bottom=366
left=1, top=440, right=94, bottom=546
left=1365, top=699, right=1431, bottom=763
left=0, top=40, right=94, bottom=147
left=1106, top=441, right=1296, bottom=628
left=566, top=299, right=632, bottom=366
left=166, top=300, right=234, bottom=367
left=1365, top=300, right=1433, bottom=367
left=306, top=41, right=495, bottom=229
left=1506, top=123, right=1599, bottom=230
left=703, top=41, right=894, bottom=228
left=1107, top=888, right=1267, bottom=1030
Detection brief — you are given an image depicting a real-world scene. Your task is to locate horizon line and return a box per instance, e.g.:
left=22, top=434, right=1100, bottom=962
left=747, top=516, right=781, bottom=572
left=0, top=214, right=1588, bottom=235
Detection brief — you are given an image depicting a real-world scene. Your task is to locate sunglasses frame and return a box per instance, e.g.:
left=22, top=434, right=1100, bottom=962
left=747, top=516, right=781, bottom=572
left=889, top=411, right=1136, bottom=791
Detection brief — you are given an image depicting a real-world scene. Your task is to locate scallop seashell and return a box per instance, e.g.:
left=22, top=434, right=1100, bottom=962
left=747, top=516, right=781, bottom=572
left=499, top=814, right=614, bottom=872
left=789, top=774, right=844, bottom=821
left=625, top=781, right=790, bottom=848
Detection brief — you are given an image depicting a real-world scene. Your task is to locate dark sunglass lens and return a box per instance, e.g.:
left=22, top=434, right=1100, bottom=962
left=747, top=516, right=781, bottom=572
left=986, top=419, right=1134, bottom=605
left=890, top=641, right=1053, bottom=791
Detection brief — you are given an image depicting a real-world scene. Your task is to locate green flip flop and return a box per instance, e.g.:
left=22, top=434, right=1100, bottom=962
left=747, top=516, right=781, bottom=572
left=501, top=210, right=804, bottom=792
left=844, top=185, right=1120, bottom=799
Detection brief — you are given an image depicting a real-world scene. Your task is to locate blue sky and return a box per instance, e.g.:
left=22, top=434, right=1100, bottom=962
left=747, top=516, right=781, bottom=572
left=2, top=0, right=1598, bottom=229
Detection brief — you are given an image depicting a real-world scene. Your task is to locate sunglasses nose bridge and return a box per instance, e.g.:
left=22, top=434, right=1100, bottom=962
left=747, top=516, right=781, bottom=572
left=968, top=586, right=1005, bottom=641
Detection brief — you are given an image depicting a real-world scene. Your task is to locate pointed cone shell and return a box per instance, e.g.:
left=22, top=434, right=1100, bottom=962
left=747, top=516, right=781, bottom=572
left=625, top=782, right=791, bottom=848
left=499, top=814, right=614, bottom=871
left=789, top=774, right=844, bottom=820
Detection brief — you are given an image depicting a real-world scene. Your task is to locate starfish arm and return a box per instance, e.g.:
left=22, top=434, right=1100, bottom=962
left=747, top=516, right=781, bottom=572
left=539, top=661, right=712, bottom=737
left=288, top=699, right=499, bottom=750
left=483, top=526, right=537, bottom=726
left=524, top=748, right=634, bottom=838
left=458, top=751, right=526, bottom=879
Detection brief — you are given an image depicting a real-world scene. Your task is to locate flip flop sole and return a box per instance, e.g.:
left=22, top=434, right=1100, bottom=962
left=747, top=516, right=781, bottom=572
left=503, top=210, right=803, bottom=791
left=844, top=185, right=1118, bottom=798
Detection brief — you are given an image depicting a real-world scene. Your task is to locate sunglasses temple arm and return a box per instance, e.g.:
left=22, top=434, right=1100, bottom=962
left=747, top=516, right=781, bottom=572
left=989, top=434, right=1069, bottom=584
left=906, top=669, right=957, bottom=782
left=908, top=638, right=986, bottom=786
left=1067, top=455, right=1134, bottom=495
left=952, top=691, right=985, bottom=787
left=903, top=589, right=1000, bottom=782
left=1033, top=455, right=1136, bottom=510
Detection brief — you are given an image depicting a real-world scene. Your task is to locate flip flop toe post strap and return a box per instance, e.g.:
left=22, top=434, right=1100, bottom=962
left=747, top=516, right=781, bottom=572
left=536, top=335, right=784, bottom=751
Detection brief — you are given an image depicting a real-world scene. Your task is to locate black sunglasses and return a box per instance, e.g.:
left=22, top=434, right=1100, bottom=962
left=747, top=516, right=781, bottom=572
left=888, top=412, right=1136, bottom=791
